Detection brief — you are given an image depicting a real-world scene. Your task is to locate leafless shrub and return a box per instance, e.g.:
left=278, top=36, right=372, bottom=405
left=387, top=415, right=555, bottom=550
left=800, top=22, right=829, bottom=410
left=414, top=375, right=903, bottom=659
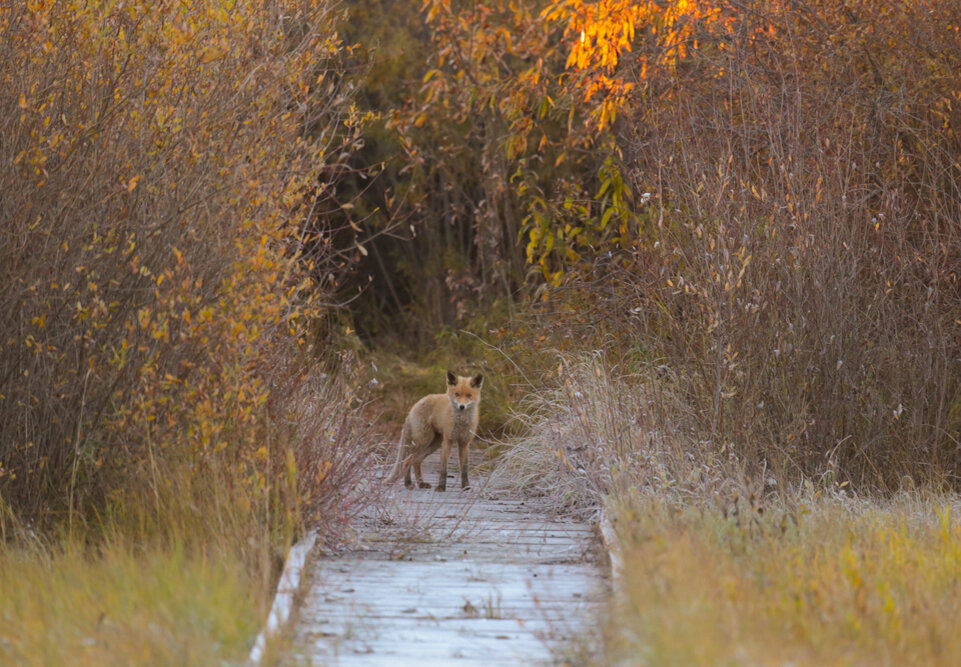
left=274, top=356, right=379, bottom=538
left=604, top=0, right=961, bottom=490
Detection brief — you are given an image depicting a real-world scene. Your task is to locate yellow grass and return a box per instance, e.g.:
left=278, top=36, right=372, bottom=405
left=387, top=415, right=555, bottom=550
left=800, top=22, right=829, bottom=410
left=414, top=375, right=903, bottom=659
left=0, top=457, right=293, bottom=666
left=606, top=495, right=961, bottom=665
left=0, top=539, right=266, bottom=665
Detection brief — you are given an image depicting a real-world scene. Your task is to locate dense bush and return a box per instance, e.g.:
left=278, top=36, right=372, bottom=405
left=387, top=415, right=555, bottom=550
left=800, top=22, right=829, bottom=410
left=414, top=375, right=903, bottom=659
left=607, top=0, right=961, bottom=487
left=0, top=0, right=363, bottom=522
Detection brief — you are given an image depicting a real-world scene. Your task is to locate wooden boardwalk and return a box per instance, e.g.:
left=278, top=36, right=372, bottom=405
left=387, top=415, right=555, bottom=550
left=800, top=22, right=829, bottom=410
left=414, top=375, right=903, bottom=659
left=290, top=462, right=606, bottom=665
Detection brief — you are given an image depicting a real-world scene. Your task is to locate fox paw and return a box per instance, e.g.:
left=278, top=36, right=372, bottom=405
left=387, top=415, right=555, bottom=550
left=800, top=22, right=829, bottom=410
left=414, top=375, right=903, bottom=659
left=435, top=485, right=447, bottom=492
left=418, top=481, right=432, bottom=489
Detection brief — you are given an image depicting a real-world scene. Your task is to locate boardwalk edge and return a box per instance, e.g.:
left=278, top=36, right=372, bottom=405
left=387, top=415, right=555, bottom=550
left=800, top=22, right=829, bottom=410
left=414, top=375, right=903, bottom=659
left=249, top=529, right=318, bottom=665
left=598, top=508, right=624, bottom=596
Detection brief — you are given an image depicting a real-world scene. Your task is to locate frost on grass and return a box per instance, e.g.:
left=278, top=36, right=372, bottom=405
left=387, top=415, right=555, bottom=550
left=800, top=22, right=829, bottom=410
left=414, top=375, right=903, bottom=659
left=489, top=355, right=742, bottom=516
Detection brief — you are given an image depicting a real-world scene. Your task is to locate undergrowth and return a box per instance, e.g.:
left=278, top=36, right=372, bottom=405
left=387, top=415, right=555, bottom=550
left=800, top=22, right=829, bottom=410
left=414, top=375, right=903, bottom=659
left=492, top=347, right=961, bottom=664
left=0, top=362, right=374, bottom=665
left=606, top=495, right=961, bottom=665
left=0, top=537, right=261, bottom=665
left=490, top=352, right=742, bottom=513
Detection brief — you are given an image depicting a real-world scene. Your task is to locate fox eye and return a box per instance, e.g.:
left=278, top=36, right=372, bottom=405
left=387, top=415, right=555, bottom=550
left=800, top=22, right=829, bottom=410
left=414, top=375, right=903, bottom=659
left=454, top=392, right=460, bottom=397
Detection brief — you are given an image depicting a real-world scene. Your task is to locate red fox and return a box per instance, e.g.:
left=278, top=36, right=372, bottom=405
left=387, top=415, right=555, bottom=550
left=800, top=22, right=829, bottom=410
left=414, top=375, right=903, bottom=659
left=389, top=370, right=483, bottom=491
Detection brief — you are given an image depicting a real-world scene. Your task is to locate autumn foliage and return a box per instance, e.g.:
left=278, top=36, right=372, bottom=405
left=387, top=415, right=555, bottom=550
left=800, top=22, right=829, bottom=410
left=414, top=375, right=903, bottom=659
left=341, top=0, right=961, bottom=488
left=0, top=0, right=362, bottom=521
left=578, top=0, right=961, bottom=486
left=5, top=0, right=961, bottom=518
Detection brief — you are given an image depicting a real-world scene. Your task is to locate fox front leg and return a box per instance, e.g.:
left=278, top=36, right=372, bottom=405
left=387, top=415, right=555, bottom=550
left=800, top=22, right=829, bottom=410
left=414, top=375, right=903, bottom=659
left=458, top=440, right=470, bottom=490
left=436, top=437, right=450, bottom=492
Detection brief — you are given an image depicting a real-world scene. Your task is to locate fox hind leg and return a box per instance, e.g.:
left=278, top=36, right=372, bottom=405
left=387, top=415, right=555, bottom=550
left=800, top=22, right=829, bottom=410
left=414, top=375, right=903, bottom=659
left=411, top=434, right=441, bottom=489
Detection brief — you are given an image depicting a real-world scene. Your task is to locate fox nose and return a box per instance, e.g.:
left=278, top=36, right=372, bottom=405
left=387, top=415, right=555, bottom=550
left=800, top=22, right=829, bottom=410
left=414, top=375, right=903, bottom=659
left=458, top=404, right=466, bottom=411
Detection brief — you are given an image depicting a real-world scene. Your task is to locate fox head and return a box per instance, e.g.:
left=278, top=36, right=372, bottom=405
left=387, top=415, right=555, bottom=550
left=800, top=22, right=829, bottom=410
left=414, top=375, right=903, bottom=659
left=446, top=370, right=483, bottom=413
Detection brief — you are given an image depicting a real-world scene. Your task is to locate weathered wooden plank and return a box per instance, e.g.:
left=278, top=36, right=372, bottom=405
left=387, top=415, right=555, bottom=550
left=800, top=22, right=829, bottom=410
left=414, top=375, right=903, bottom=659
left=288, top=457, right=606, bottom=665
left=300, top=566, right=604, bottom=583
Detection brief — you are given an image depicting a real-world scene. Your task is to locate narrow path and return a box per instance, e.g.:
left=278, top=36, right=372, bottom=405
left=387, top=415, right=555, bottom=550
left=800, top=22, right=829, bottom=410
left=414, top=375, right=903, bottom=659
left=290, top=459, right=606, bottom=665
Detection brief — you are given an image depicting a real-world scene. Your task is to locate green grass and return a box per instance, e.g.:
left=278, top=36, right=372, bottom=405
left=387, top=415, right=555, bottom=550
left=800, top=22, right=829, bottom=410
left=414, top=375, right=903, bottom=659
left=606, top=495, right=961, bottom=665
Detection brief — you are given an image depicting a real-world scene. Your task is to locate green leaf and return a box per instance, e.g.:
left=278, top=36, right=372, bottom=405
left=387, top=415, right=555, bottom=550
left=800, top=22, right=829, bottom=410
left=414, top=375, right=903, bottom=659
left=600, top=207, right=615, bottom=230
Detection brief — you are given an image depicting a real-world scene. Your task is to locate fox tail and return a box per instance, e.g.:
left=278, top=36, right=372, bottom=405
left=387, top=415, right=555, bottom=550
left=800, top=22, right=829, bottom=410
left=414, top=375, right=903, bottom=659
left=387, top=421, right=410, bottom=483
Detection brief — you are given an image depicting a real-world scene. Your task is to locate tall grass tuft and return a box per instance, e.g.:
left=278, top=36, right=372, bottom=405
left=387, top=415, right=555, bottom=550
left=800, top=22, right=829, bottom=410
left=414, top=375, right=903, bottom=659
left=491, top=354, right=746, bottom=514
left=606, top=495, right=961, bottom=665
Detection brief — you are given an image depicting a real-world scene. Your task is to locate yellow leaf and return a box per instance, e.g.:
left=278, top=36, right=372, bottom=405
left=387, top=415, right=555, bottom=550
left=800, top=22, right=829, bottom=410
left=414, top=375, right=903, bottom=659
left=127, top=176, right=141, bottom=192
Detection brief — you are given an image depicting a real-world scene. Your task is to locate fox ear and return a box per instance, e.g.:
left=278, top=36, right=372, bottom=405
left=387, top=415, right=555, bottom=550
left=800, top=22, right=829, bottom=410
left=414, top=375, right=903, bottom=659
left=446, top=370, right=457, bottom=386
left=470, top=374, right=483, bottom=388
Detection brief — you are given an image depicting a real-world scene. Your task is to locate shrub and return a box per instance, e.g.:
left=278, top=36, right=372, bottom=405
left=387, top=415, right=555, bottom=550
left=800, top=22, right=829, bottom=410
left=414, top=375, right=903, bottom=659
left=0, top=0, right=362, bottom=522
left=509, top=0, right=961, bottom=489
left=609, top=0, right=961, bottom=487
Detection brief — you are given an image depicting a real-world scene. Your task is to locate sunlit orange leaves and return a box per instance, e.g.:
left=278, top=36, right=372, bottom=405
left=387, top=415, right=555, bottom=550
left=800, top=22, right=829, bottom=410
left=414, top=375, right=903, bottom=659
left=544, top=0, right=645, bottom=72
left=542, top=0, right=726, bottom=128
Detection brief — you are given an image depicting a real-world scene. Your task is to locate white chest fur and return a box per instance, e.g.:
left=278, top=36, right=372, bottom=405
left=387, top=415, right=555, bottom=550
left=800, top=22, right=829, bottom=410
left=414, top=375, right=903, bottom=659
left=447, top=406, right=476, bottom=443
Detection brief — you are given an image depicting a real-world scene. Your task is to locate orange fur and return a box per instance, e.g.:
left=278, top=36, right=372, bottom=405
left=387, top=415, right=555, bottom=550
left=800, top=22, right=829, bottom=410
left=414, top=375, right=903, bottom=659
left=389, top=370, right=483, bottom=491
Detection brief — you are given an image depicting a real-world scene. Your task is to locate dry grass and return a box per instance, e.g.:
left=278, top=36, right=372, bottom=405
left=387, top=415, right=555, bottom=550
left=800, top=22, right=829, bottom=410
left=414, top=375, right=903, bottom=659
left=490, top=353, right=742, bottom=514
left=0, top=539, right=261, bottom=666
left=0, top=361, right=375, bottom=665
left=0, top=452, right=274, bottom=666
left=606, top=494, right=961, bottom=666
left=493, top=352, right=961, bottom=664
